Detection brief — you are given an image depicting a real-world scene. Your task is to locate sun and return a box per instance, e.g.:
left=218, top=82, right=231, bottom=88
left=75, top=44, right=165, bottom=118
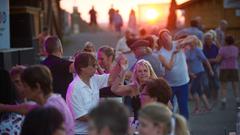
left=145, top=8, right=159, bottom=21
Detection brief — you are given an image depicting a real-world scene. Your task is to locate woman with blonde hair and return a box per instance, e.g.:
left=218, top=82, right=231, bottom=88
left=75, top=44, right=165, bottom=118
left=139, top=103, right=189, bottom=135
left=111, top=59, right=157, bottom=121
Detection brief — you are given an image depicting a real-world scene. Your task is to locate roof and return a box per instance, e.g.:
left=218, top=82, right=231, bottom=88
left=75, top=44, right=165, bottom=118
left=177, top=0, right=208, bottom=9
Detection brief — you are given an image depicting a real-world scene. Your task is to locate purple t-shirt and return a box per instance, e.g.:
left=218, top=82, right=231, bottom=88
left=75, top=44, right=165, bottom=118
left=219, top=45, right=239, bottom=69
left=45, top=94, right=75, bottom=135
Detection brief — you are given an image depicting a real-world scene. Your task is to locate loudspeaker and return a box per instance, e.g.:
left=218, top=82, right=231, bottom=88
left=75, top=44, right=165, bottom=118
left=10, top=13, right=35, bottom=48
left=0, top=48, right=35, bottom=70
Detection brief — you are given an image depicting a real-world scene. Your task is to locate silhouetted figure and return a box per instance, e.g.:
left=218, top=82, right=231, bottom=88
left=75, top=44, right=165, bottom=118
left=113, top=10, right=123, bottom=35
left=108, top=5, right=115, bottom=30
left=89, top=6, right=97, bottom=26
left=128, top=9, right=137, bottom=34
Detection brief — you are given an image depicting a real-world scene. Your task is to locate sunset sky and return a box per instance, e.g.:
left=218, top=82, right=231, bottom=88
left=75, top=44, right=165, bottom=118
left=60, top=0, right=189, bottom=24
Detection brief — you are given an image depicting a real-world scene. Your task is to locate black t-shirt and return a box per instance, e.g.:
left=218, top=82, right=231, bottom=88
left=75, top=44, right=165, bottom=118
left=41, top=55, right=73, bottom=99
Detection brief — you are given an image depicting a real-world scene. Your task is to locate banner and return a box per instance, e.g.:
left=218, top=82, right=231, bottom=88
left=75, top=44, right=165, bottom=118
left=0, top=0, right=10, bottom=49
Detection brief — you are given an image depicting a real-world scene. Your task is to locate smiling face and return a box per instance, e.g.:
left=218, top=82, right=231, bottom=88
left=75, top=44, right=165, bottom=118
left=135, top=64, right=151, bottom=84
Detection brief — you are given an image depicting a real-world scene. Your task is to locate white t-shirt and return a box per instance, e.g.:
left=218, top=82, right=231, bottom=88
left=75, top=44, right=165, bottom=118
left=115, top=37, right=131, bottom=55
left=66, top=74, right=109, bottom=134
left=159, top=42, right=189, bottom=87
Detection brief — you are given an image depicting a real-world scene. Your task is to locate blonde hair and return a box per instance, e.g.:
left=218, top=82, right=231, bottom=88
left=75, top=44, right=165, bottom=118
left=131, top=59, right=157, bottom=87
left=181, top=35, right=203, bottom=49
left=139, top=103, right=189, bottom=135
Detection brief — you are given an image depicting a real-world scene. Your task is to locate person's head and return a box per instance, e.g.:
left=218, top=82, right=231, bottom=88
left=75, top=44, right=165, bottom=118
left=0, top=68, right=17, bottom=105
left=140, top=78, right=172, bottom=106
left=21, top=107, right=65, bottom=135
left=82, top=41, right=96, bottom=56
left=139, top=103, right=189, bottom=135
left=88, top=100, right=129, bottom=135
left=181, top=35, right=202, bottom=49
left=158, top=29, right=172, bottom=49
left=219, top=19, right=228, bottom=31
left=74, top=52, right=97, bottom=76
left=97, top=46, right=115, bottom=72
left=130, top=40, right=152, bottom=58
left=42, top=27, right=48, bottom=35
left=44, top=36, right=63, bottom=56
left=203, top=32, right=214, bottom=46
left=10, top=65, right=27, bottom=100
left=132, top=59, right=157, bottom=85
left=139, top=28, right=147, bottom=38
left=21, top=65, right=53, bottom=102
left=225, top=35, right=235, bottom=45
left=125, top=29, right=134, bottom=40
left=190, top=19, right=199, bottom=28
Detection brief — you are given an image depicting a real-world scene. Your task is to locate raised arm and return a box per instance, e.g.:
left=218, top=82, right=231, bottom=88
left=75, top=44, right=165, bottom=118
left=159, top=52, right=177, bottom=71
left=108, top=54, right=128, bottom=85
left=0, top=103, right=38, bottom=115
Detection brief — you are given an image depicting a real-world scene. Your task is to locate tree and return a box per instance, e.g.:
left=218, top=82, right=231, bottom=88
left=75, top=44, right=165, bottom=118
left=166, top=0, right=177, bottom=31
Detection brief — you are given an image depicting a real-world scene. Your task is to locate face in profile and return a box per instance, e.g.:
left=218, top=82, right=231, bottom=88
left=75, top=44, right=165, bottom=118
left=81, top=62, right=98, bottom=77
left=12, top=74, right=25, bottom=99
left=135, top=64, right=151, bottom=83
left=22, top=82, right=40, bottom=102
left=139, top=117, right=162, bottom=135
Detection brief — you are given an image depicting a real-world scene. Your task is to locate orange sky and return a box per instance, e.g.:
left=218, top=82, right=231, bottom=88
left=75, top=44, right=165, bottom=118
left=60, top=0, right=189, bottom=24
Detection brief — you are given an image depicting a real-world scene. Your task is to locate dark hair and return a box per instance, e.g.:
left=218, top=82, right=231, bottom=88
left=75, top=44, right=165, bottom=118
left=190, top=19, right=199, bottom=27
left=141, top=78, right=172, bottom=105
left=143, top=36, right=154, bottom=49
left=74, top=52, right=97, bottom=74
left=21, top=65, right=53, bottom=96
left=21, top=107, right=64, bottom=135
left=44, top=36, right=62, bottom=54
left=98, top=46, right=115, bottom=61
left=225, top=35, right=235, bottom=45
left=0, top=68, right=18, bottom=118
left=89, top=100, right=129, bottom=135
left=139, top=28, right=147, bottom=36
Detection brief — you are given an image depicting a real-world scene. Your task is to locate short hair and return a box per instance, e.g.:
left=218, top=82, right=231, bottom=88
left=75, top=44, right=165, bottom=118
left=139, top=103, right=189, bottom=135
left=74, top=52, right=97, bottom=74
left=21, top=107, right=64, bottom=135
left=21, top=65, right=53, bottom=96
left=82, top=41, right=96, bottom=52
left=44, top=36, right=62, bottom=54
left=190, top=19, right=199, bottom=27
left=225, top=35, right=235, bottom=45
left=98, top=46, right=115, bottom=61
left=141, top=78, right=172, bottom=105
left=89, top=100, right=129, bottom=135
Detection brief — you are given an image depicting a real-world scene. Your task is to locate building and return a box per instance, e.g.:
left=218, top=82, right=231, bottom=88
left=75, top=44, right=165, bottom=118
left=177, top=0, right=240, bottom=44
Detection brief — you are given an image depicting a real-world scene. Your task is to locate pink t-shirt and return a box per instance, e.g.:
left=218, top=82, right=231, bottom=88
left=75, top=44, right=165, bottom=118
left=219, top=45, right=239, bottom=69
left=45, top=94, right=75, bottom=135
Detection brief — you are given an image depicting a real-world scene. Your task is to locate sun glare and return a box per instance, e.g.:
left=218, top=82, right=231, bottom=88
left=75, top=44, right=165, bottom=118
left=145, top=9, right=159, bottom=21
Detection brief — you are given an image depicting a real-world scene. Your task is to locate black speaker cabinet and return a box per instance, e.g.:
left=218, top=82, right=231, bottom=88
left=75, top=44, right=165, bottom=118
left=10, top=13, right=35, bottom=48
left=0, top=48, right=35, bottom=70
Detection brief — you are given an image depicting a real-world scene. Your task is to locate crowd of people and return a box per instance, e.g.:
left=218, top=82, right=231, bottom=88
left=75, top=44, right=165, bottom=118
left=0, top=14, right=239, bottom=135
